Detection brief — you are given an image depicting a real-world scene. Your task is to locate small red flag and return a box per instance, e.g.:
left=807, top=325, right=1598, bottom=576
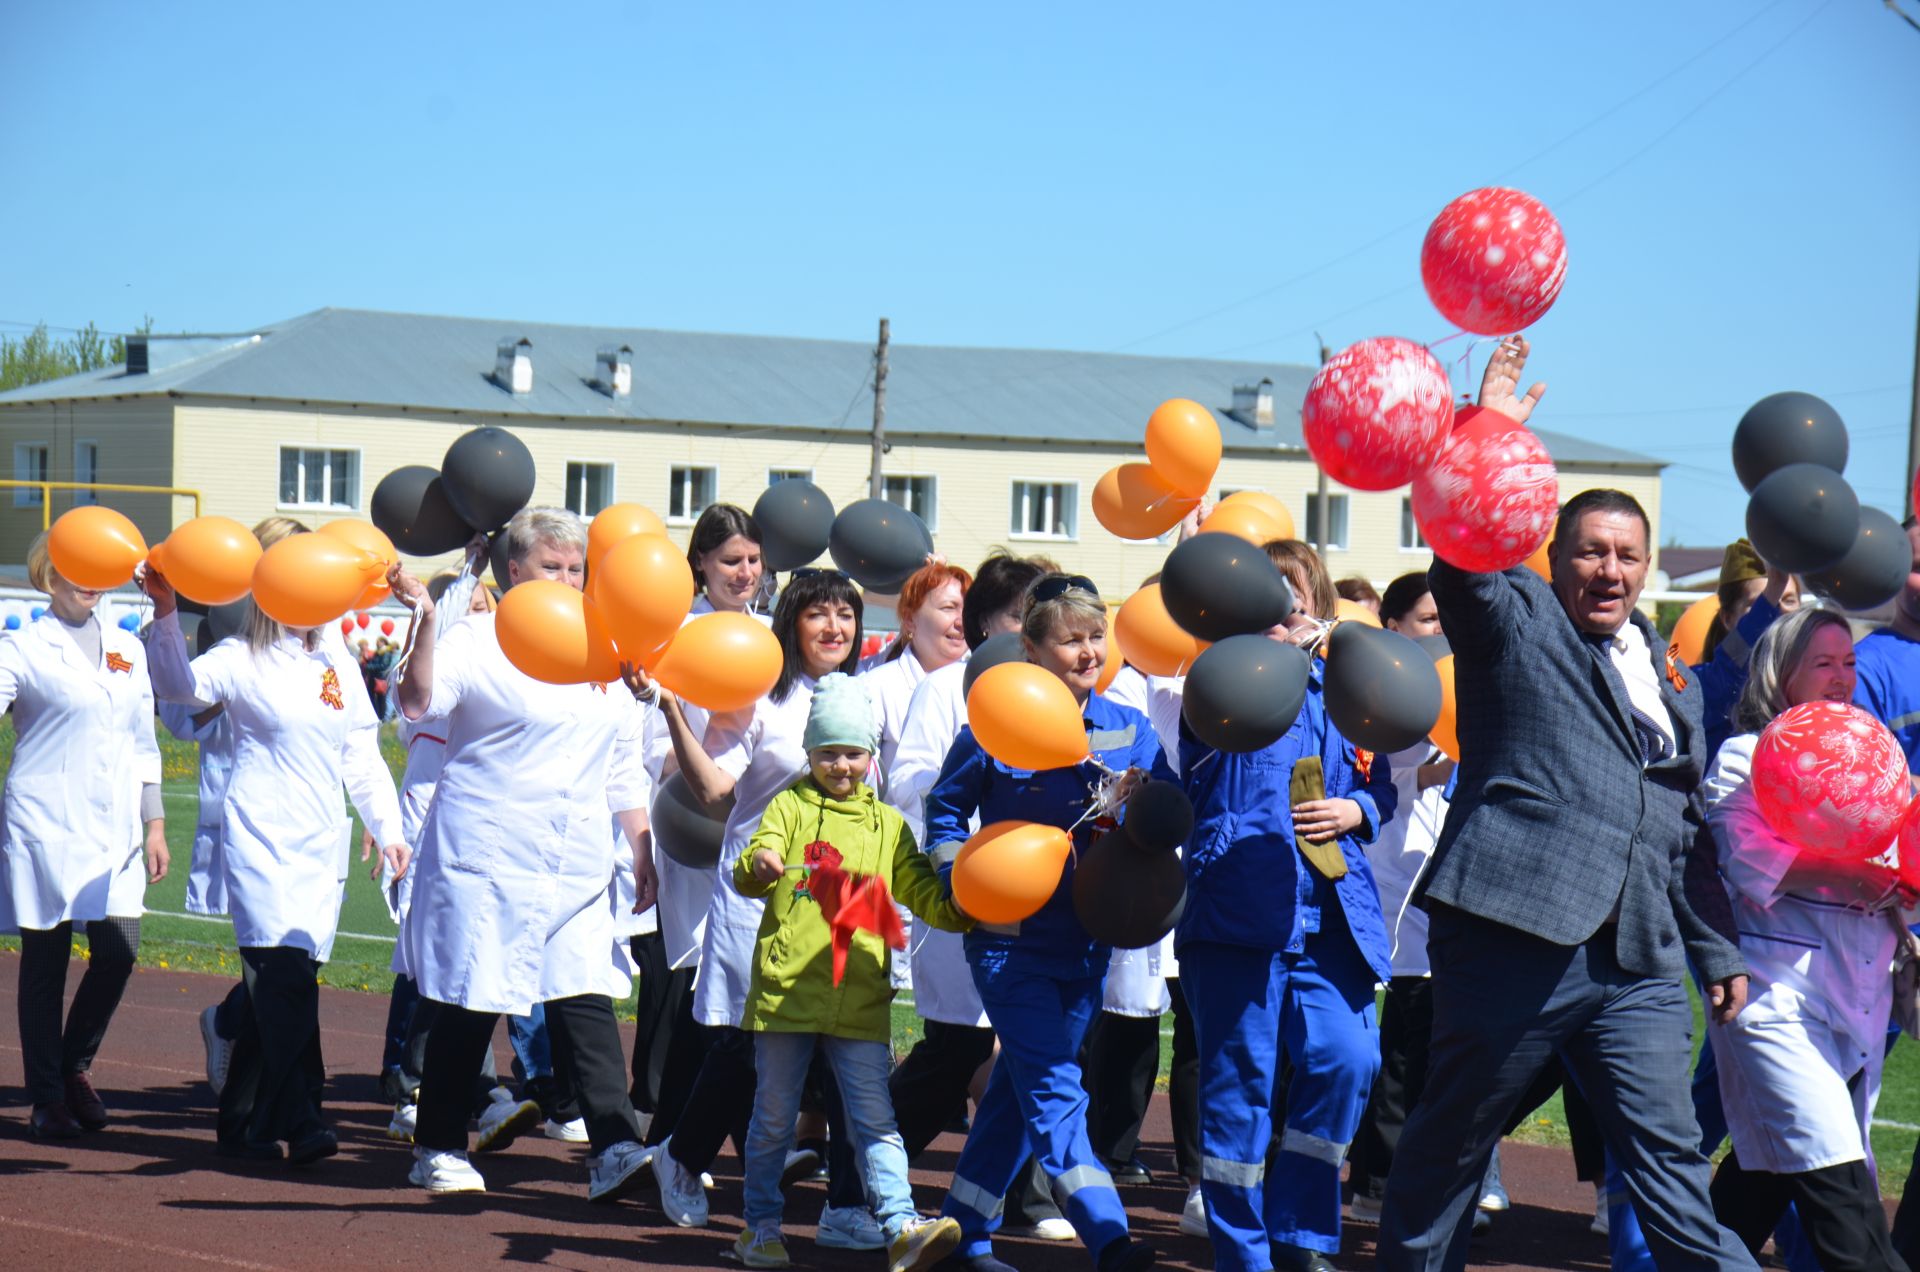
left=808, top=860, right=906, bottom=986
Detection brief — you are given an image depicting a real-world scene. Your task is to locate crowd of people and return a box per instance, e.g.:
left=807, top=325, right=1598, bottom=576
left=8, top=339, right=1920, bottom=1272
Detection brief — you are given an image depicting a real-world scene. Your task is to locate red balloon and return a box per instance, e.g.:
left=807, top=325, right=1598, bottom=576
left=1420, top=187, right=1567, bottom=335
left=381, top=619, right=396, bottom=636
left=339, top=619, right=353, bottom=636
left=1752, top=702, right=1910, bottom=862
left=356, top=613, right=371, bottom=629
left=1412, top=413, right=1557, bottom=573
left=1302, top=337, right=1454, bottom=491
left=1896, top=798, right=1920, bottom=892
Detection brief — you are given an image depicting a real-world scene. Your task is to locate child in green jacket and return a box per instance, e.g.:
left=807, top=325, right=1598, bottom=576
left=729, top=672, right=972, bottom=1272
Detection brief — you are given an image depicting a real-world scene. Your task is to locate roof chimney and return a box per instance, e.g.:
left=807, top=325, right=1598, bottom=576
left=1231, top=377, right=1274, bottom=429
left=125, top=335, right=150, bottom=375
left=595, top=344, right=632, bottom=398
left=494, top=338, right=533, bottom=394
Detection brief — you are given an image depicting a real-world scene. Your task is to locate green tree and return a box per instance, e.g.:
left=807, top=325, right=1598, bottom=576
left=0, top=316, right=155, bottom=392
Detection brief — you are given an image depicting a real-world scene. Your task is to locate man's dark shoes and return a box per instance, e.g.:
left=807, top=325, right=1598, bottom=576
left=287, top=1127, right=339, bottom=1166
left=64, top=1072, right=109, bottom=1130
left=1271, top=1243, right=1335, bottom=1272
left=1107, top=1157, right=1151, bottom=1185
left=1096, top=1237, right=1158, bottom=1272
left=29, top=1102, right=83, bottom=1140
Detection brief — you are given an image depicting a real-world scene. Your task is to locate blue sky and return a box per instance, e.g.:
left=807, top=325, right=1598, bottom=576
left=3, top=1, right=1915, bottom=546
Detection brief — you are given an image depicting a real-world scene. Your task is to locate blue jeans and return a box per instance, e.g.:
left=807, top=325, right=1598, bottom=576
left=509, top=1003, right=551, bottom=1082
left=747, top=1031, right=913, bottom=1238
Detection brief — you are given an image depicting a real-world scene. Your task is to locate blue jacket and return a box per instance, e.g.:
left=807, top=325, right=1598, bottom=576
left=1174, top=676, right=1396, bottom=982
left=1854, top=626, right=1920, bottom=770
left=1691, top=596, right=1780, bottom=763
left=925, top=693, right=1173, bottom=978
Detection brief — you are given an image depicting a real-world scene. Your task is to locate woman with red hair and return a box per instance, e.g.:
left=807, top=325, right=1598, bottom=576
left=864, top=562, right=972, bottom=792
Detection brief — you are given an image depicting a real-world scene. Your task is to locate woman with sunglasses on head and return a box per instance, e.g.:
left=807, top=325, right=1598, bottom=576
left=928, top=573, right=1174, bottom=1272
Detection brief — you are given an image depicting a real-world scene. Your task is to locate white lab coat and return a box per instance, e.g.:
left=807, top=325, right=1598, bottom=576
left=610, top=698, right=666, bottom=961
left=1705, top=734, right=1901, bottom=1174
left=863, top=648, right=929, bottom=800
left=157, top=701, right=233, bottom=916
left=399, top=612, right=648, bottom=1015
left=1365, top=741, right=1450, bottom=979
left=147, top=611, right=401, bottom=962
left=0, top=615, right=159, bottom=932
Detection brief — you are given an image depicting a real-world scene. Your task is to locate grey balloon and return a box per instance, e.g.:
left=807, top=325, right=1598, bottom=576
left=961, top=631, right=1028, bottom=698
left=1123, top=780, right=1193, bottom=854
left=1745, top=463, right=1859, bottom=575
left=828, top=499, right=934, bottom=593
left=754, top=479, right=836, bottom=572
left=441, top=426, right=536, bottom=533
left=371, top=465, right=472, bottom=556
left=1181, top=635, right=1311, bottom=753
left=1071, top=823, right=1188, bottom=949
left=1159, top=532, right=1295, bottom=641
left=1732, top=392, right=1848, bottom=493
left=1323, top=623, right=1443, bottom=752
left=488, top=531, right=513, bottom=590
left=1804, top=506, right=1909, bottom=611
left=654, top=771, right=736, bottom=870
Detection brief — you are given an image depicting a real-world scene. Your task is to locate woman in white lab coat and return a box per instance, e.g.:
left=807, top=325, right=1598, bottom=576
left=144, top=529, right=405, bottom=1165
left=392, top=507, right=656, bottom=1201
left=3, top=532, right=166, bottom=1141
left=1703, top=607, right=1910, bottom=1269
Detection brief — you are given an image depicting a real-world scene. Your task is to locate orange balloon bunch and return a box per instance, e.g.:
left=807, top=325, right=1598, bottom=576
left=320, top=520, right=400, bottom=609
left=497, top=580, right=621, bottom=685
left=1114, top=584, right=1208, bottom=678
left=252, top=533, right=387, bottom=629
left=48, top=506, right=149, bottom=590
left=592, top=532, right=696, bottom=664
left=1198, top=490, right=1296, bottom=545
left=588, top=503, right=668, bottom=573
left=1093, top=399, right=1223, bottom=540
left=150, top=515, right=261, bottom=605
left=652, top=612, right=783, bottom=712
left=965, top=662, right=1091, bottom=772
left=951, top=820, right=1074, bottom=924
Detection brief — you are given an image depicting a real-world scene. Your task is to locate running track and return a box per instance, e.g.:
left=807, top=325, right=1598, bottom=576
left=0, top=954, right=1630, bottom=1270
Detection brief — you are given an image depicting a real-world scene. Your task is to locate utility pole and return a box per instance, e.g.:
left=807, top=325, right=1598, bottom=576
left=870, top=318, right=889, bottom=501
left=1907, top=268, right=1919, bottom=519
left=1313, top=333, right=1331, bottom=556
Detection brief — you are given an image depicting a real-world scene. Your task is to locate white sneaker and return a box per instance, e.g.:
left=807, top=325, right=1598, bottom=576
left=888, top=1215, right=962, bottom=1272
left=410, top=1147, right=485, bottom=1194
left=1181, top=1184, right=1210, bottom=1237
left=474, top=1089, right=542, bottom=1154
left=649, top=1137, right=709, bottom=1227
left=1591, top=1182, right=1610, bottom=1237
left=544, top=1117, right=588, bottom=1143
left=199, top=1005, right=232, bottom=1097
left=387, top=1103, right=418, bottom=1143
left=587, top=1139, right=651, bottom=1204
left=816, top=1203, right=886, bottom=1251
left=1006, top=1216, right=1076, bottom=1241
left=1349, top=1191, right=1383, bottom=1223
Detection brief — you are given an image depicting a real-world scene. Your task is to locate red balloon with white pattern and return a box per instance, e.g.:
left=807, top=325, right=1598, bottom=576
left=1410, top=407, right=1559, bottom=573
left=1301, top=337, right=1455, bottom=491
left=1420, top=187, right=1567, bottom=335
left=1752, top=701, right=1910, bottom=862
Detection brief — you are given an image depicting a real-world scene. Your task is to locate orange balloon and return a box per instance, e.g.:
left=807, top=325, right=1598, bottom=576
left=354, top=577, right=394, bottom=610
left=1198, top=499, right=1289, bottom=547
left=595, top=533, right=696, bottom=657
left=320, top=519, right=398, bottom=608
left=1094, top=606, right=1124, bottom=695
left=1669, top=595, right=1720, bottom=667
left=1431, top=653, right=1460, bottom=761
left=495, top=579, right=621, bottom=685
left=1144, top=398, right=1222, bottom=499
left=1114, top=584, right=1209, bottom=677
left=48, top=505, right=148, bottom=590
left=589, top=503, right=669, bottom=573
left=1092, top=463, right=1196, bottom=540
left=653, top=611, right=783, bottom=712
left=251, top=533, right=385, bottom=629
left=966, top=662, right=1091, bottom=772
left=1219, top=490, right=1297, bottom=542
left=952, top=820, right=1074, bottom=924
left=1522, top=537, right=1553, bottom=582
left=155, top=516, right=263, bottom=605
left=1334, top=598, right=1382, bottom=629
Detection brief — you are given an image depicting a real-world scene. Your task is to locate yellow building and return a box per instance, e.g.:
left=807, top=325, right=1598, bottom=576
left=0, top=308, right=1665, bottom=596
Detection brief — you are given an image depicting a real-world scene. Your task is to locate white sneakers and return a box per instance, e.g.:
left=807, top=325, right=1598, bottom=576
left=199, top=1005, right=232, bottom=1098
left=732, top=1226, right=793, bottom=1268
left=1348, top=1192, right=1383, bottom=1223
left=587, top=1140, right=652, bottom=1204
left=544, top=1117, right=589, bottom=1143
left=474, top=1088, right=543, bottom=1154
left=817, top=1204, right=886, bottom=1251
left=650, top=1136, right=710, bottom=1227
left=1182, top=1184, right=1211, bottom=1236
left=411, top=1147, right=485, bottom=1194
left=1007, top=1216, right=1076, bottom=1241
left=387, top=1103, right=418, bottom=1143
left=888, top=1215, right=962, bottom=1272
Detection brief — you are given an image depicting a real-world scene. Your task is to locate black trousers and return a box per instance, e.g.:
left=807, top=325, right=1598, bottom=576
left=1167, top=977, right=1200, bottom=1182
left=405, top=995, right=496, bottom=1109
left=1080, top=1009, right=1161, bottom=1167
left=1712, top=1151, right=1907, bottom=1272
left=220, top=946, right=325, bottom=1147
left=1892, top=1137, right=1920, bottom=1270
left=891, top=1018, right=997, bottom=1157
left=417, top=994, right=640, bottom=1154
left=629, top=932, right=703, bottom=1129
left=16, top=918, right=140, bottom=1106
left=1350, top=975, right=1434, bottom=1201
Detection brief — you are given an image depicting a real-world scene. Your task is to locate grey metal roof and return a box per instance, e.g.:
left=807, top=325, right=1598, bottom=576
left=0, top=307, right=1661, bottom=468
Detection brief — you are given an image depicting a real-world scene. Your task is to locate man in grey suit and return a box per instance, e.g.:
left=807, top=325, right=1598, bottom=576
left=1376, top=340, right=1754, bottom=1272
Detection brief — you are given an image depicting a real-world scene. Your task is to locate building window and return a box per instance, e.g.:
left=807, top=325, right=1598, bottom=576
left=73, top=441, right=99, bottom=505
left=1010, top=481, right=1077, bottom=540
left=883, top=474, right=937, bottom=530
left=669, top=465, right=717, bottom=522
left=565, top=461, right=615, bottom=517
left=1399, top=497, right=1427, bottom=551
left=13, top=443, right=48, bottom=508
left=278, top=446, right=359, bottom=510
left=1303, top=491, right=1350, bottom=551
left=768, top=468, right=813, bottom=485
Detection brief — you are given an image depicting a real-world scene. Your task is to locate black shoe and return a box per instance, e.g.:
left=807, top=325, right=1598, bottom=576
left=216, top=1138, right=284, bottom=1161
left=63, top=1072, right=109, bottom=1131
left=287, top=1127, right=339, bottom=1166
left=1107, top=1156, right=1151, bottom=1185
left=1097, top=1237, right=1158, bottom=1272
left=943, top=1109, right=972, bottom=1135
left=29, top=1102, right=83, bottom=1140
left=1270, top=1243, right=1335, bottom=1272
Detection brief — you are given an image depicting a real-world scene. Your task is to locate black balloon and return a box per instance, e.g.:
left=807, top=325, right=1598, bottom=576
left=1732, top=392, right=1848, bottom=493
left=828, top=498, right=934, bottom=593
left=1182, top=635, right=1311, bottom=753
left=1124, top=781, right=1194, bottom=854
left=754, top=479, right=836, bottom=572
left=441, top=426, right=536, bottom=533
left=654, top=772, right=736, bottom=869
left=1804, top=506, right=1909, bottom=611
left=488, top=531, right=513, bottom=590
left=961, top=631, right=1029, bottom=698
left=1160, top=532, right=1295, bottom=641
left=1415, top=633, right=1452, bottom=663
left=372, top=465, right=473, bottom=556
left=1745, top=463, right=1859, bottom=575
left=1323, top=624, right=1443, bottom=752
left=1071, top=822, right=1188, bottom=949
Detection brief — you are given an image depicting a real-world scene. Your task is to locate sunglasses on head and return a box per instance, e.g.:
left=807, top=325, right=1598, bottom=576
left=1031, top=574, right=1099, bottom=604
left=789, top=567, right=851, bottom=582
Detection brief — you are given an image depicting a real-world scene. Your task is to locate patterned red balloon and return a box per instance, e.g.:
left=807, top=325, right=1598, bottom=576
left=1410, top=410, right=1558, bottom=573
left=1301, top=337, right=1454, bottom=491
left=1752, top=701, right=1909, bottom=862
left=1420, top=187, right=1567, bottom=335
left=1896, top=796, right=1920, bottom=891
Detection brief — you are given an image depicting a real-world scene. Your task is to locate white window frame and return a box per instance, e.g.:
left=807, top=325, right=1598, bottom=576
left=564, top=459, right=617, bottom=517
left=276, top=444, right=362, bottom=512
left=882, top=473, right=938, bottom=532
left=1399, top=496, right=1428, bottom=552
left=13, top=441, right=48, bottom=508
left=767, top=467, right=814, bottom=486
left=1303, top=490, right=1350, bottom=552
left=1009, top=479, right=1079, bottom=542
left=72, top=439, right=99, bottom=505
left=668, top=464, right=718, bottom=524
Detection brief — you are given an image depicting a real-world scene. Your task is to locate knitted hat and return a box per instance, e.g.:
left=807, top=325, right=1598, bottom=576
left=1719, top=539, right=1765, bottom=587
left=804, top=673, right=878, bottom=754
